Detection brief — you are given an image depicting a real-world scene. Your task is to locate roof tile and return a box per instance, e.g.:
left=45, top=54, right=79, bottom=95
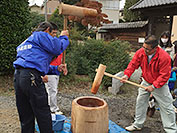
left=130, top=0, right=177, bottom=10
left=100, top=21, right=148, bottom=30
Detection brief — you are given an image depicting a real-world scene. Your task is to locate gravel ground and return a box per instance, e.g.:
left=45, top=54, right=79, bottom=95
left=0, top=84, right=166, bottom=133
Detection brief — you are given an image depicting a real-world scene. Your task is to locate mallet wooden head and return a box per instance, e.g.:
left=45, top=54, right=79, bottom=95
left=91, top=64, right=106, bottom=94
left=59, top=3, right=98, bottom=17
left=91, top=64, right=147, bottom=94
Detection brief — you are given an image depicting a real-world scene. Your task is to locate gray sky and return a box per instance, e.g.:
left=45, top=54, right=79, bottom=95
left=28, top=0, right=43, bottom=6
left=28, top=0, right=125, bottom=9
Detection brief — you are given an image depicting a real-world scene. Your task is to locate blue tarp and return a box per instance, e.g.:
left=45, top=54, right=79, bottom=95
left=36, top=118, right=129, bottom=133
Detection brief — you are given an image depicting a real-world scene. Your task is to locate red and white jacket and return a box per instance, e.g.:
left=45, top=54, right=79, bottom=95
left=124, top=47, right=171, bottom=88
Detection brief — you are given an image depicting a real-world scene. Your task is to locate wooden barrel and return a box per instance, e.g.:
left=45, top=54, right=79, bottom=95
left=71, top=96, right=109, bottom=133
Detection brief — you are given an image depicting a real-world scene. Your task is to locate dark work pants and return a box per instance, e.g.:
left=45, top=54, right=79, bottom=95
left=14, top=68, right=53, bottom=133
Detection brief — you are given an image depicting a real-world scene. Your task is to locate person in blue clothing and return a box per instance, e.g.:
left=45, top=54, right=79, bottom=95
left=168, top=67, right=177, bottom=92
left=173, top=89, right=177, bottom=113
left=172, top=67, right=177, bottom=114
left=13, top=21, right=69, bottom=133
left=166, top=48, right=177, bottom=92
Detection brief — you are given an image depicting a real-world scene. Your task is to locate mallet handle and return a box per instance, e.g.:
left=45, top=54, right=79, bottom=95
left=96, top=69, right=146, bottom=89
left=62, top=16, right=67, bottom=64
left=63, top=16, right=67, bottom=30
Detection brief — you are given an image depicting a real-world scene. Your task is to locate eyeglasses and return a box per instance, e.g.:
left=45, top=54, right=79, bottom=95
left=142, top=46, right=153, bottom=52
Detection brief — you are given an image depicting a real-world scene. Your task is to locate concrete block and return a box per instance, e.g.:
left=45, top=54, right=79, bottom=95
left=109, top=71, right=124, bottom=95
left=129, top=67, right=142, bottom=82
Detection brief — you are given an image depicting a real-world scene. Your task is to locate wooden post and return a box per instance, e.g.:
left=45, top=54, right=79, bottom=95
left=169, top=16, right=173, bottom=35
left=148, top=17, right=154, bottom=35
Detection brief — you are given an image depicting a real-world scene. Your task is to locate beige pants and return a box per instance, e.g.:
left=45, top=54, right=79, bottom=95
left=133, top=79, right=177, bottom=133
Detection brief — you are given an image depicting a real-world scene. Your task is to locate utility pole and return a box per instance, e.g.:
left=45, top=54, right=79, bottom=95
left=45, top=0, right=47, bottom=21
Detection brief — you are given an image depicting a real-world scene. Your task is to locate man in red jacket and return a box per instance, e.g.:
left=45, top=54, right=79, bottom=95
left=121, top=35, right=177, bottom=132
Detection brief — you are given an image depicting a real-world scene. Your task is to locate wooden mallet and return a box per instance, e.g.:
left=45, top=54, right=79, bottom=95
left=59, top=3, right=98, bottom=64
left=91, top=64, right=147, bottom=94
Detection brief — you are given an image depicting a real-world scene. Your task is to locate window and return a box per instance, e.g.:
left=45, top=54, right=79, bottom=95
left=49, top=8, right=51, bottom=13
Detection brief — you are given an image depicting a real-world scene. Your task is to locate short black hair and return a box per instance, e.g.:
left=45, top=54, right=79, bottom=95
left=36, top=21, right=53, bottom=32
left=49, top=22, right=58, bottom=30
left=144, top=35, right=158, bottom=49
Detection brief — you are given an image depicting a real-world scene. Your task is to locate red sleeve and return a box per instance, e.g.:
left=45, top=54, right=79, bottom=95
left=153, top=57, right=171, bottom=88
left=124, top=50, right=141, bottom=78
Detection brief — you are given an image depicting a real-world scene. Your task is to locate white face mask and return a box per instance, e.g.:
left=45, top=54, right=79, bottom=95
left=161, top=38, right=168, bottom=44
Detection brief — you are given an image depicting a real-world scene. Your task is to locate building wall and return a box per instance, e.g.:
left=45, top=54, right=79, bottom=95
left=30, top=5, right=41, bottom=13
left=96, top=0, right=120, bottom=24
left=41, top=0, right=59, bottom=15
left=114, top=29, right=147, bottom=51
left=102, top=9, right=119, bottom=23
left=97, top=27, right=147, bottom=51
left=171, top=15, right=177, bottom=43
left=154, top=23, right=169, bottom=39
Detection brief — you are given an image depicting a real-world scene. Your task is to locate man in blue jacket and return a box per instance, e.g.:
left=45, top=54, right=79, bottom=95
left=13, top=21, right=69, bottom=133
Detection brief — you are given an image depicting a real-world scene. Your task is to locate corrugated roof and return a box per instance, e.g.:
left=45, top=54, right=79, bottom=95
left=100, top=21, right=148, bottom=30
left=130, top=0, right=177, bottom=10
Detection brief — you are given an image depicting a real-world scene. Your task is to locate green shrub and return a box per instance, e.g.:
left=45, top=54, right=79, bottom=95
left=101, top=40, right=131, bottom=87
left=65, top=40, right=80, bottom=78
left=29, top=12, right=45, bottom=31
left=49, top=9, right=64, bottom=32
left=65, top=39, right=131, bottom=88
left=69, top=26, right=85, bottom=41
left=0, top=0, right=31, bottom=75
